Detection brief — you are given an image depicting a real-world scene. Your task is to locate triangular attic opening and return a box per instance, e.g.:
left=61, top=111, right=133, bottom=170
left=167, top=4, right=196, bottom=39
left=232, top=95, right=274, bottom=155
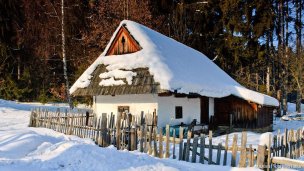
left=106, top=24, right=141, bottom=56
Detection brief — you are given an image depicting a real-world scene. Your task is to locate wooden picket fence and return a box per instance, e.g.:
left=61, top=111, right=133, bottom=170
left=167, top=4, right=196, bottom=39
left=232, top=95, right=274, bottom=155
left=29, top=108, right=304, bottom=169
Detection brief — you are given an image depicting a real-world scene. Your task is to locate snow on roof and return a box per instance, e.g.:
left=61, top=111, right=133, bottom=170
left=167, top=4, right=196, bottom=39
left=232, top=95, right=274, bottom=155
left=70, top=20, right=279, bottom=107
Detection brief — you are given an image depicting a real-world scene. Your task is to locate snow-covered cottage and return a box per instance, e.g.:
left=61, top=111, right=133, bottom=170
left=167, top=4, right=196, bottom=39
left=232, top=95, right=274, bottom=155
left=70, top=20, right=279, bottom=132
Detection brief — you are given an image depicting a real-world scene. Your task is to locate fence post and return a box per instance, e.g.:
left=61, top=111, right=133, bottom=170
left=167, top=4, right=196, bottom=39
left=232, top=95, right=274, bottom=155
left=173, top=129, right=176, bottom=159
left=159, top=128, right=163, bottom=158
left=185, top=130, right=192, bottom=162
left=284, top=128, right=288, bottom=157
left=178, top=127, right=184, bottom=160
left=208, top=131, right=213, bottom=165
left=191, top=136, right=198, bottom=163
left=216, top=143, right=222, bottom=165
left=231, top=134, right=238, bottom=167
left=249, top=144, right=254, bottom=167
left=267, top=134, right=272, bottom=171
left=257, top=145, right=266, bottom=169
left=116, top=113, right=121, bottom=150
left=143, top=123, right=148, bottom=153
left=199, top=134, right=205, bottom=164
left=153, top=128, right=158, bottom=157
left=165, top=125, right=170, bottom=158
left=223, top=134, right=228, bottom=166
left=239, top=131, right=247, bottom=167
left=130, top=127, right=136, bottom=151
left=140, top=125, right=144, bottom=152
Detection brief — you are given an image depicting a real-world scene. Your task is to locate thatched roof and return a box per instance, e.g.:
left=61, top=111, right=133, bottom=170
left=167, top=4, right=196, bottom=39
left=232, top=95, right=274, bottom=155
left=70, top=20, right=279, bottom=107
left=72, top=64, right=161, bottom=96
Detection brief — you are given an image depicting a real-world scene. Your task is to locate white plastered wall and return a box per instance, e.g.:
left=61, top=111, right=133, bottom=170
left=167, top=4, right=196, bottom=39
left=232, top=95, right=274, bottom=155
left=157, top=96, right=200, bottom=128
left=208, top=97, right=214, bottom=119
left=94, top=94, right=201, bottom=128
left=95, top=94, right=158, bottom=118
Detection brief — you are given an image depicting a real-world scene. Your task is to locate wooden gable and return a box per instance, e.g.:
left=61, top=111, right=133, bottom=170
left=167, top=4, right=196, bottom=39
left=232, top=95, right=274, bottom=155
left=106, top=25, right=141, bottom=56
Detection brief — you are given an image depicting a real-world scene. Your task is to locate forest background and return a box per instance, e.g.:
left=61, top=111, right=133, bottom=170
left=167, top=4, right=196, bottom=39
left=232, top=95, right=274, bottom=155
left=1, top=0, right=304, bottom=114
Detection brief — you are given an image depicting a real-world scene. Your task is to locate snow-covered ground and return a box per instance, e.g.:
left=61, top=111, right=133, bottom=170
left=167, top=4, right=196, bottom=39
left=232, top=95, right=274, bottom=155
left=0, top=99, right=301, bottom=171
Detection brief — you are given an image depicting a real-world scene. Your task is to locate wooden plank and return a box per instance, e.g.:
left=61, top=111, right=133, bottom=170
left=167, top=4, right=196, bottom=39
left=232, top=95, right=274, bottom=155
left=257, top=145, right=266, bottom=169
left=101, top=113, right=108, bottom=147
left=140, top=126, right=144, bottom=152
left=216, top=143, right=222, bottom=165
left=267, top=134, right=271, bottom=171
left=185, top=130, right=192, bottom=162
left=223, top=134, right=228, bottom=166
left=173, top=129, right=176, bottom=159
left=130, top=128, right=136, bottom=151
left=191, top=136, right=198, bottom=163
left=239, top=131, right=247, bottom=167
left=272, top=157, right=304, bottom=167
left=200, top=134, right=205, bottom=164
left=159, top=129, right=163, bottom=158
left=208, top=131, right=213, bottom=165
left=231, top=134, right=238, bottom=167
left=116, top=113, right=121, bottom=150
left=153, top=128, right=158, bottom=157
left=249, top=144, right=254, bottom=167
left=143, top=123, right=148, bottom=153
left=165, top=125, right=170, bottom=158
left=284, top=128, right=288, bottom=157
left=178, top=127, right=184, bottom=160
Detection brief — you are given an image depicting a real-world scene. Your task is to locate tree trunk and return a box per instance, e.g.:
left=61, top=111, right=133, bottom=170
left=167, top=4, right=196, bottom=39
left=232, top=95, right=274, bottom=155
left=61, top=0, right=72, bottom=108
left=296, top=0, right=302, bottom=112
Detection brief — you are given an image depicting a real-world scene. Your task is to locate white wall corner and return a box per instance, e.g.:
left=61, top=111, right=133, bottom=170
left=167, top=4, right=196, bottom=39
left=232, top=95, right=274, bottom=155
left=208, top=97, right=214, bottom=119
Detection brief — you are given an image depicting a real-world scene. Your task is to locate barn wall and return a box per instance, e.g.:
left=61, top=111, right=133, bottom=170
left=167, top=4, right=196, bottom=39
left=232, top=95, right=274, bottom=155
left=214, top=96, right=274, bottom=131
left=95, top=94, right=158, bottom=118
left=157, top=96, right=200, bottom=128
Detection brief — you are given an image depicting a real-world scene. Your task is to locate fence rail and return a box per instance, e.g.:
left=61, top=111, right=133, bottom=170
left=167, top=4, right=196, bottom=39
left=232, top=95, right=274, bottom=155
left=29, top=108, right=304, bottom=169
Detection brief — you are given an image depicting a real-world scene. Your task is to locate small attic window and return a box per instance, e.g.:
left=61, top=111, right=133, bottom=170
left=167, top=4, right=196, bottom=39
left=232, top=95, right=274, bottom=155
left=121, top=36, right=125, bottom=44
left=121, top=36, right=126, bottom=53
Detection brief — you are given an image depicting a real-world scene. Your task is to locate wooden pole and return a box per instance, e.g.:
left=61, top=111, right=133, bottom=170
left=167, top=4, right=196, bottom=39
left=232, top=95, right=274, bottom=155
left=231, top=134, right=238, bottom=167
left=165, top=125, right=170, bottom=158
left=178, top=127, right=184, bottom=160
left=208, top=131, right=213, bottom=165
left=239, top=131, right=247, bottom=167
